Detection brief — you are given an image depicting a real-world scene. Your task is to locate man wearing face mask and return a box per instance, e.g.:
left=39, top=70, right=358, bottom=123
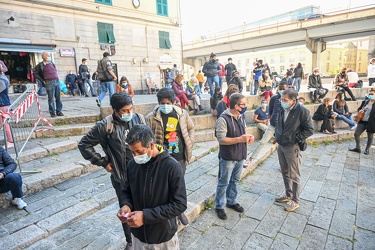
left=147, top=88, right=194, bottom=225
left=247, top=81, right=288, bottom=165
left=275, top=89, right=313, bottom=212
left=334, top=67, right=356, bottom=101
left=78, top=92, right=148, bottom=250
left=116, top=124, right=187, bottom=249
left=308, top=68, right=329, bottom=103
left=34, top=51, right=63, bottom=117
left=214, top=93, right=255, bottom=220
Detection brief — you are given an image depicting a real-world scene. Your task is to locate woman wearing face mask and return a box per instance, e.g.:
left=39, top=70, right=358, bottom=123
left=116, top=76, right=134, bottom=98
left=334, top=68, right=356, bottom=101
left=254, top=99, right=270, bottom=133
left=78, top=92, right=148, bottom=250
left=312, top=97, right=337, bottom=134
left=186, top=77, right=204, bottom=115
left=210, top=87, right=223, bottom=116
left=349, top=90, right=375, bottom=155
left=333, top=92, right=356, bottom=130
left=258, top=69, right=273, bottom=100
left=172, top=74, right=190, bottom=109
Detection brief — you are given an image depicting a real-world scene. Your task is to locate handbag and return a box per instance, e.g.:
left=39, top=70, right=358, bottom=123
left=354, top=110, right=365, bottom=123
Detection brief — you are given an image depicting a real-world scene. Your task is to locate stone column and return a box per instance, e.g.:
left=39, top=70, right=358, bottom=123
left=368, top=35, right=375, bottom=62
left=306, top=38, right=326, bottom=72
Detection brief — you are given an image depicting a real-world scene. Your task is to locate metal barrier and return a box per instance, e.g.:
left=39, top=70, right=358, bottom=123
left=1, top=84, right=55, bottom=172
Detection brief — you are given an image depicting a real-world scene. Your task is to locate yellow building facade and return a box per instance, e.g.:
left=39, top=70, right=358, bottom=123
left=0, top=0, right=182, bottom=92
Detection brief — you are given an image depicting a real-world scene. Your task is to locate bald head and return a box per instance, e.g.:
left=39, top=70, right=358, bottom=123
left=42, top=52, right=50, bottom=62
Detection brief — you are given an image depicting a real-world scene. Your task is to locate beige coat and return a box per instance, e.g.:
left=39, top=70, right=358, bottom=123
left=147, top=105, right=195, bottom=162
left=258, top=76, right=273, bottom=95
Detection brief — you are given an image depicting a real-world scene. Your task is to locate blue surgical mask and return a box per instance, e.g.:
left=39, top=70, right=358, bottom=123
left=298, top=101, right=304, bottom=105
left=261, top=103, right=267, bottom=109
left=133, top=150, right=151, bottom=164
left=240, top=106, right=247, bottom=115
left=122, top=82, right=128, bottom=89
left=367, top=95, right=375, bottom=100
left=120, top=112, right=132, bottom=122
left=281, top=101, right=290, bottom=109
left=159, top=104, right=173, bottom=114
left=278, top=90, right=284, bottom=95
left=47, top=57, right=52, bottom=62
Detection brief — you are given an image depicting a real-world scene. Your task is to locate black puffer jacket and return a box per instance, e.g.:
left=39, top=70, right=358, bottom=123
left=357, top=101, right=375, bottom=133
left=202, top=60, right=221, bottom=77
left=275, top=103, right=314, bottom=146
left=120, top=145, right=187, bottom=244
left=0, top=147, right=17, bottom=177
left=78, top=113, right=147, bottom=182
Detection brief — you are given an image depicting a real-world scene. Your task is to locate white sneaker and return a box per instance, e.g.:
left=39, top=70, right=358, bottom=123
left=12, top=198, right=27, bottom=209
left=351, top=124, right=357, bottom=131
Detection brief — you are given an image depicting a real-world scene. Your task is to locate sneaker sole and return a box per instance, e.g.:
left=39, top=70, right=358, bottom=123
left=275, top=198, right=291, bottom=203
left=284, top=204, right=299, bottom=212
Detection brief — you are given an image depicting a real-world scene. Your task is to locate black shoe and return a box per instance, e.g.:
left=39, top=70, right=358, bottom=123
left=96, top=99, right=101, bottom=107
left=364, top=148, right=370, bottom=155
left=50, top=113, right=56, bottom=117
left=85, top=95, right=89, bottom=97
left=124, top=242, right=133, bottom=250
left=188, top=106, right=193, bottom=111
left=215, top=208, right=227, bottom=220
left=56, top=112, right=64, bottom=116
left=226, top=203, right=244, bottom=213
left=177, top=213, right=189, bottom=225
left=92, top=94, right=97, bottom=97
left=349, top=148, right=361, bottom=153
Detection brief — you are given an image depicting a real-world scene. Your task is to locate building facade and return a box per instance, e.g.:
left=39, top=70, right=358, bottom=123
left=0, top=0, right=182, bottom=93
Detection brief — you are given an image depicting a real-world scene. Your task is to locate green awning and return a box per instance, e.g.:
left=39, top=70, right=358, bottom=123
left=0, top=44, right=55, bottom=53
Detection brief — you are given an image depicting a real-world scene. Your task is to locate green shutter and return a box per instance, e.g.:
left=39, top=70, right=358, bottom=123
left=159, top=31, right=165, bottom=48
left=95, top=0, right=112, bottom=6
left=97, top=22, right=107, bottom=43
left=159, top=31, right=171, bottom=49
left=165, top=32, right=171, bottom=49
left=156, top=0, right=163, bottom=15
left=162, top=0, right=168, bottom=16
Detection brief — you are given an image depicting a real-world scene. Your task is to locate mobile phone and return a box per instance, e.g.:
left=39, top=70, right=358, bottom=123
left=122, top=213, right=130, bottom=218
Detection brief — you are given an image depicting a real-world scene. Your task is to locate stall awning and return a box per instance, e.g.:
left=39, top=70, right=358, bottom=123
left=0, top=44, right=55, bottom=53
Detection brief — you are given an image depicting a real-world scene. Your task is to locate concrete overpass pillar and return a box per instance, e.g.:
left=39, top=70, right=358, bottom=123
left=306, top=38, right=326, bottom=72
left=193, top=58, right=203, bottom=74
left=368, top=35, right=375, bottom=62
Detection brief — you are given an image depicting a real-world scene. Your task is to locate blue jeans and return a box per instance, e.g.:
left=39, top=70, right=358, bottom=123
left=0, top=173, right=23, bottom=198
left=85, top=78, right=96, bottom=96
left=36, top=79, right=45, bottom=95
left=45, top=79, right=63, bottom=115
left=207, top=75, right=220, bottom=97
left=294, top=77, right=302, bottom=92
left=98, top=81, right=115, bottom=102
left=218, top=77, right=224, bottom=89
left=336, top=114, right=355, bottom=127
left=215, top=158, right=244, bottom=209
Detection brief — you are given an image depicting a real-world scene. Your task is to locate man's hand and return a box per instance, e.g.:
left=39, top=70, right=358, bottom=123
left=127, top=211, right=144, bottom=228
left=331, top=114, right=337, bottom=118
left=113, top=76, right=117, bottom=81
left=105, top=163, right=113, bottom=172
left=0, top=173, right=4, bottom=180
left=240, top=134, right=255, bottom=144
left=117, top=205, right=132, bottom=223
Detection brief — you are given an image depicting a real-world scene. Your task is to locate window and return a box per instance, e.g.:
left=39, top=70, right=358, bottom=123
left=159, top=31, right=171, bottom=49
left=280, top=66, right=285, bottom=73
left=359, top=52, right=362, bottom=61
left=358, top=63, right=361, bottom=71
left=270, top=56, right=275, bottom=64
left=280, top=55, right=285, bottom=63
left=326, top=63, right=330, bottom=72
left=156, top=0, right=168, bottom=16
left=246, top=59, right=250, bottom=67
left=95, top=0, right=112, bottom=6
left=237, top=60, right=241, bottom=67
left=289, top=53, right=295, bottom=62
left=97, top=22, right=116, bottom=44
left=327, top=51, right=330, bottom=60
left=300, top=51, right=305, bottom=61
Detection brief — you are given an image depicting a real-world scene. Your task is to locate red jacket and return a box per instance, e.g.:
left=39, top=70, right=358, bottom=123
left=218, top=63, right=225, bottom=78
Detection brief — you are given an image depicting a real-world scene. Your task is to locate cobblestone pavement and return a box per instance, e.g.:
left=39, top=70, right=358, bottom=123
left=178, top=139, right=375, bottom=250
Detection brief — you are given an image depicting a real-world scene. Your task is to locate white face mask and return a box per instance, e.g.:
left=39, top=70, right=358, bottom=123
left=133, top=150, right=151, bottom=164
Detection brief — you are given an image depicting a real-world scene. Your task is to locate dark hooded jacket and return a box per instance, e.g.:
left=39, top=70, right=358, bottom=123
left=120, top=145, right=187, bottom=244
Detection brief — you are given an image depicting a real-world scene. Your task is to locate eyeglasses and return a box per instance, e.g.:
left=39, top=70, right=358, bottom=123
left=238, top=103, right=247, bottom=107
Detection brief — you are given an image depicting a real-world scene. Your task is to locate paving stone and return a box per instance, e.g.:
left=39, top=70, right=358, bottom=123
left=186, top=174, right=216, bottom=192
left=247, top=182, right=270, bottom=195
left=324, top=235, right=352, bottom=250
left=356, top=203, right=375, bottom=232
left=256, top=169, right=279, bottom=185
left=0, top=226, right=8, bottom=237
left=357, top=185, right=375, bottom=208
left=245, top=193, right=275, bottom=220
left=329, top=210, right=355, bottom=240
left=325, top=163, right=344, bottom=182
left=354, top=227, right=375, bottom=250
left=43, top=140, right=78, bottom=155
left=0, top=225, right=46, bottom=250
left=54, top=169, right=107, bottom=191
left=336, top=198, right=357, bottom=215
left=299, top=180, right=323, bottom=202
left=307, top=166, right=329, bottom=182
left=188, top=224, right=229, bottom=250
left=341, top=168, right=359, bottom=186
left=215, top=217, right=259, bottom=250
left=179, top=226, right=202, bottom=250
left=237, top=191, right=260, bottom=211
left=270, top=233, right=300, bottom=250
left=242, top=232, right=273, bottom=250
left=308, top=197, right=336, bottom=230
left=255, top=205, right=288, bottom=238
left=319, top=180, right=340, bottom=200
left=280, top=212, right=308, bottom=238
left=297, top=225, right=328, bottom=250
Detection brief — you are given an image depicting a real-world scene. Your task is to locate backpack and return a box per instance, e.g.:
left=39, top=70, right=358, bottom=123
left=105, top=113, right=147, bottom=135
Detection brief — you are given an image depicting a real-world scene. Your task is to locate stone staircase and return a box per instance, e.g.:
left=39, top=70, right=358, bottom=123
left=0, top=87, right=371, bottom=249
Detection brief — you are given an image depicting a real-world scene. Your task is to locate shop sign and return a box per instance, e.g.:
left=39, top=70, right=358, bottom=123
left=160, top=53, right=172, bottom=63
left=60, top=49, right=75, bottom=57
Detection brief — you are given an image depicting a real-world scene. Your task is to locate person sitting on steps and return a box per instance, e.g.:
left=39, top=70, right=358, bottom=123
left=334, top=67, right=356, bottom=101
left=312, top=97, right=337, bottom=134
left=308, top=68, right=328, bottom=103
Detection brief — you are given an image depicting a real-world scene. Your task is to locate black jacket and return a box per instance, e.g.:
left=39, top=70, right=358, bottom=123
left=313, top=104, right=334, bottom=121
left=269, top=93, right=282, bottom=127
left=0, top=147, right=17, bottom=177
left=308, top=74, right=322, bottom=89
left=229, top=77, right=243, bottom=92
left=224, top=63, right=237, bottom=78
left=357, top=100, right=375, bottom=133
left=78, top=113, right=147, bottom=182
left=65, top=73, right=77, bottom=85
left=275, top=103, right=314, bottom=146
left=120, top=145, right=187, bottom=244
left=202, top=60, right=220, bottom=77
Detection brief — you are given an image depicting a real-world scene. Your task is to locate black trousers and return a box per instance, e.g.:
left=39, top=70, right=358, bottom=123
left=111, top=175, right=132, bottom=243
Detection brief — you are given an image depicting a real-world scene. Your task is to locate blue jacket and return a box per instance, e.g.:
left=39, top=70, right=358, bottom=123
left=0, top=74, right=11, bottom=107
left=0, top=147, right=17, bottom=177
left=269, top=93, right=282, bottom=127
left=253, top=65, right=264, bottom=81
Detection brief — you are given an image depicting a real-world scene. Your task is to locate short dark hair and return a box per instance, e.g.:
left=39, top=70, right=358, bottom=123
left=279, top=81, right=288, bottom=87
left=298, top=96, right=305, bottom=101
left=229, top=93, right=245, bottom=109
left=126, top=124, right=155, bottom=147
left=110, top=92, right=133, bottom=110
left=82, top=58, right=87, bottom=62
left=157, top=88, right=176, bottom=104
left=282, top=89, right=298, bottom=100
left=103, top=52, right=110, bottom=57
left=173, top=64, right=177, bottom=67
